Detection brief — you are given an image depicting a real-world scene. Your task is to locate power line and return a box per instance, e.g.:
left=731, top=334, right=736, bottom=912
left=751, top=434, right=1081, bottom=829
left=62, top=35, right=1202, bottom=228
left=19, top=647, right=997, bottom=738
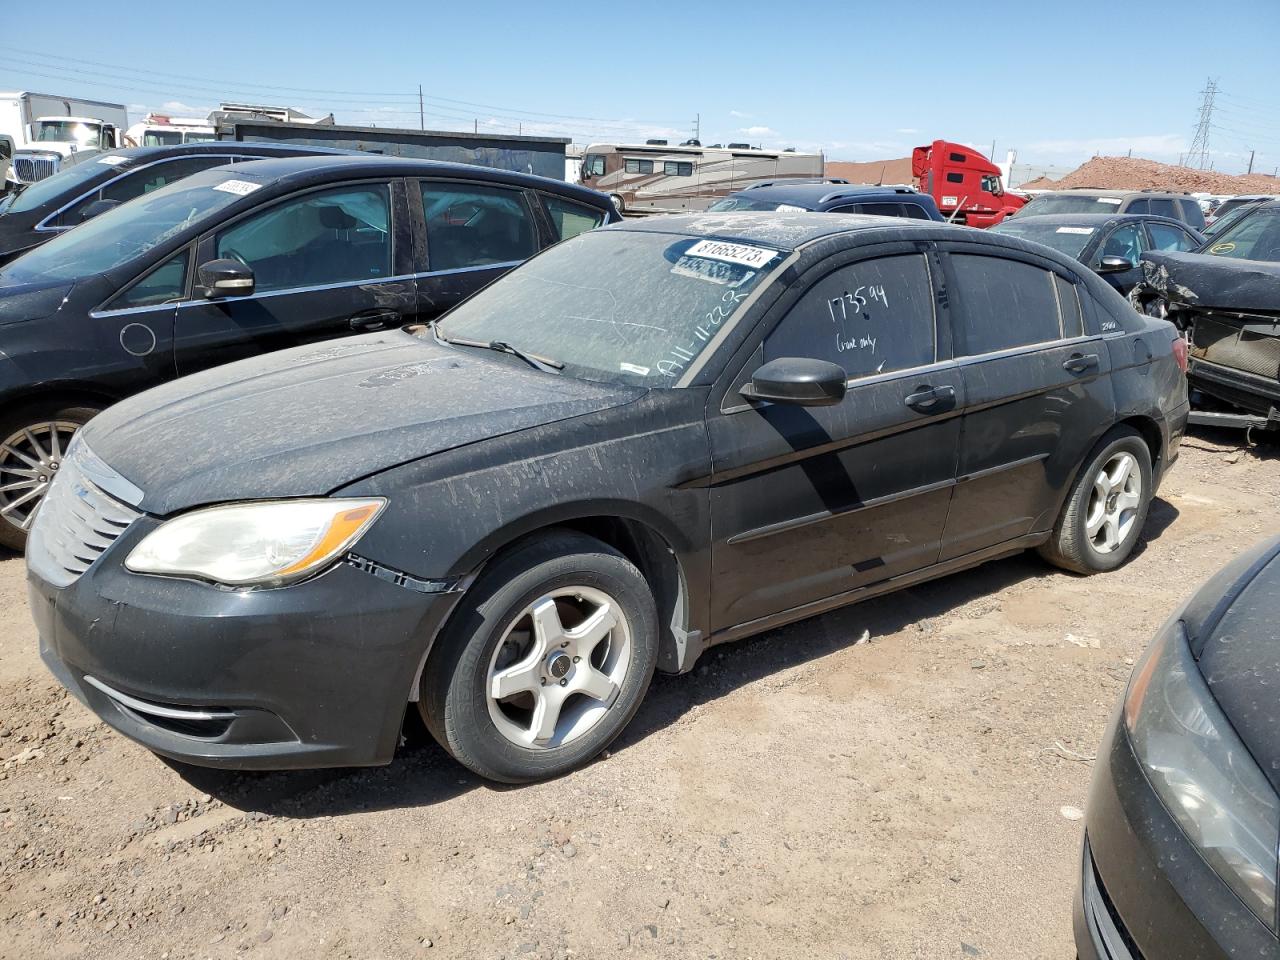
left=1187, top=77, right=1217, bottom=170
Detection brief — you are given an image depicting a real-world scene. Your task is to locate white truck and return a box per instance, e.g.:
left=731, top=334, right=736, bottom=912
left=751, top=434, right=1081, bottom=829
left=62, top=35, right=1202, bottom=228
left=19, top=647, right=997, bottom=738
left=0, top=92, right=128, bottom=189
left=123, top=112, right=216, bottom=147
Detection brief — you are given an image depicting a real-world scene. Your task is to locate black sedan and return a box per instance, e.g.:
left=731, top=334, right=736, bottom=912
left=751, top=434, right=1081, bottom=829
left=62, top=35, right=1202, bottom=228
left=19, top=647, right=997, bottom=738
left=989, top=213, right=1204, bottom=295
left=0, top=155, right=617, bottom=549
left=0, top=141, right=355, bottom=265
left=1077, top=536, right=1280, bottom=959
left=26, top=212, right=1188, bottom=783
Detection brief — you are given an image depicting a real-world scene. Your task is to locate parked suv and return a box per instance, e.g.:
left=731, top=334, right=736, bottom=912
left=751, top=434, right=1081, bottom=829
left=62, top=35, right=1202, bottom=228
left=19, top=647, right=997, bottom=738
left=0, top=141, right=355, bottom=265
left=26, top=213, right=1188, bottom=782
left=0, top=155, right=618, bottom=549
left=1018, top=189, right=1206, bottom=230
left=709, top=182, right=944, bottom=220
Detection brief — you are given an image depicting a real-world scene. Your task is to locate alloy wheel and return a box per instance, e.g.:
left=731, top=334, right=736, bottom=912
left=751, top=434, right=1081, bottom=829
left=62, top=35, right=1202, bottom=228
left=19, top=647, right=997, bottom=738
left=1086, top=452, right=1142, bottom=554
left=0, top=421, right=80, bottom=534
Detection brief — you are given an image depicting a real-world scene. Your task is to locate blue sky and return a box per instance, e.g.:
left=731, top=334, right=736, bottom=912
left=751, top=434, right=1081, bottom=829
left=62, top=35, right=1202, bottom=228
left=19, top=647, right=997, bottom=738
left=4, top=0, right=1280, bottom=175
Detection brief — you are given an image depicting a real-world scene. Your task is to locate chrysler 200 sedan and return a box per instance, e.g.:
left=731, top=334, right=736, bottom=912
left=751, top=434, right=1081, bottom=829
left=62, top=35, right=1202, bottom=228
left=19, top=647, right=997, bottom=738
left=1077, top=536, right=1280, bottom=959
left=27, top=213, right=1189, bottom=783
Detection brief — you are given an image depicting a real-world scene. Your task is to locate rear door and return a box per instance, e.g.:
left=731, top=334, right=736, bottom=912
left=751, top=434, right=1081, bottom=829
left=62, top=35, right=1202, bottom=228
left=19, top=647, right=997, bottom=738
left=173, top=178, right=414, bottom=375
left=410, top=178, right=541, bottom=319
left=937, top=245, right=1113, bottom=560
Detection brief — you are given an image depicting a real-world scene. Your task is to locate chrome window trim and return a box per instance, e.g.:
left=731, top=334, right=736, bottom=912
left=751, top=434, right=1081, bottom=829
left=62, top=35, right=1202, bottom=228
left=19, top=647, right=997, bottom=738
left=34, top=153, right=248, bottom=233
left=412, top=260, right=522, bottom=279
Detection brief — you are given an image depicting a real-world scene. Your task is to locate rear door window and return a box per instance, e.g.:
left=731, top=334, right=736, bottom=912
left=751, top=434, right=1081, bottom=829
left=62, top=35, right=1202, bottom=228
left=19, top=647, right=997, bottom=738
left=1124, top=198, right=1150, bottom=214
left=764, top=253, right=937, bottom=378
left=949, top=254, right=1063, bottom=355
left=541, top=194, right=606, bottom=241
left=421, top=181, right=537, bottom=270
left=1147, top=221, right=1199, bottom=252
left=857, top=202, right=908, bottom=217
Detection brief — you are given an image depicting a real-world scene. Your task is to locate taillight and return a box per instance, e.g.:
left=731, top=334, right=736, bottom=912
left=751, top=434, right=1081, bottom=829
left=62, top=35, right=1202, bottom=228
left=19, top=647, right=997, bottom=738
left=1172, top=335, right=1189, bottom=374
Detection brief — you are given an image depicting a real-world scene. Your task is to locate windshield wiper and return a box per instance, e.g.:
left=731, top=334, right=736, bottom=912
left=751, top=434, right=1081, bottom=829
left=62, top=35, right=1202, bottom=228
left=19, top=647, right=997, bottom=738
left=437, top=331, right=563, bottom=373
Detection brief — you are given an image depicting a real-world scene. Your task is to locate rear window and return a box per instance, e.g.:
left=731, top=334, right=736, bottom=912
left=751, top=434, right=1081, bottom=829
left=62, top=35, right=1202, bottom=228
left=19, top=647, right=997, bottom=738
left=950, top=254, right=1063, bottom=355
left=1018, top=195, right=1126, bottom=216
left=988, top=219, right=1095, bottom=259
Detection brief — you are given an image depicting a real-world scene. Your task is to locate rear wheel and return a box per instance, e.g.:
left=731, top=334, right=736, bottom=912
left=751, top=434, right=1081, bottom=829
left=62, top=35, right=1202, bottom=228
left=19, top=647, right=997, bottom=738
left=0, top=405, right=100, bottom=552
left=1039, top=427, right=1152, bottom=574
left=419, top=530, right=658, bottom=783
left=610, top=193, right=625, bottom=215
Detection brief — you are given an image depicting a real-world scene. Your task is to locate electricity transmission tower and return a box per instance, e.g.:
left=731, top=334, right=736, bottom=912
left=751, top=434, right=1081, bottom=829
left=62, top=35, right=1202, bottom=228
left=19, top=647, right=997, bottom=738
left=1187, top=78, right=1217, bottom=170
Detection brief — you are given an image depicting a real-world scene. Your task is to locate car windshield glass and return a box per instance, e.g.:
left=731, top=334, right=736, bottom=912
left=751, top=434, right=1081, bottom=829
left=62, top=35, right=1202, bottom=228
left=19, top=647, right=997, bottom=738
left=707, top=196, right=791, bottom=212
left=1203, top=207, right=1280, bottom=262
left=434, top=230, right=784, bottom=386
left=142, top=130, right=184, bottom=146
left=988, top=219, right=1095, bottom=259
left=36, top=121, right=100, bottom=146
left=1018, top=195, right=1126, bottom=216
left=4, top=155, right=129, bottom=214
left=1203, top=201, right=1263, bottom=238
left=0, top=169, right=260, bottom=285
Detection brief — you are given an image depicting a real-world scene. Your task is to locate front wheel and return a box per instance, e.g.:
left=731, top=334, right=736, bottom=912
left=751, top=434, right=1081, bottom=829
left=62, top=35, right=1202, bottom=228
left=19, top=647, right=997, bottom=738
left=419, top=530, right=658, bottom=783
left=0, top=405, right=100, bottom=552
left=1039, top=427, right=1152, bottom=575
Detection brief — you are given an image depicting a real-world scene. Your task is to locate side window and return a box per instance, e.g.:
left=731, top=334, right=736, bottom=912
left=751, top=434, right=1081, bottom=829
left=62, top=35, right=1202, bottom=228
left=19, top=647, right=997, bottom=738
left=903, top=203, right=933, bottom=220
left=946, top=172, right=965, bottom=184
left=421, top=181, right=536, bottom=271
left=215, top=184, right=391, bottom=293
left=857, top=202, right=907, bottom=217
left=662, top=161, right=693, bottom=176
left=763, top=254, right=937, bottom=379
left=541, top=194, right=606, bottom=242
left=58, top=156, right=232, bottom=226
left=1054, top=275, right=1083, bottom=338
left=624, top=158, right=654, bottom=175
left=583, top=154, right=606, bottom=177
left=950, top=254, right=1062, bottom=355
left=1178, top=198, right=1206, bottom=228
left=1147, top=221, right=1198, bottom=252
left=1099, top=222, right=1145, bottom=266
left=1148, top=198, right=1180, bottom=220
left=1124, top=198, right=1150, bottom=215
left=108, top=251, right=188, bottom=310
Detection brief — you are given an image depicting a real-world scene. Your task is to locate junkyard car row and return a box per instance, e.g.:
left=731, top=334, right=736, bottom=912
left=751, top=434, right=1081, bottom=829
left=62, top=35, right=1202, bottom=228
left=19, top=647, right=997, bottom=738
left=1, top=146, right=1278, bottom=960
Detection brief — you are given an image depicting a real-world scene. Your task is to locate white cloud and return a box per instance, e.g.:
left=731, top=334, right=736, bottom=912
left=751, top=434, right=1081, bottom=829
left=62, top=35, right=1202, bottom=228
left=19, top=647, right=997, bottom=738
left=739, top=125, right=777, bottom=137
left=159, top=100, right=213, bottom=118
left=895, top=127, right=919, bottom=135
left=729, top=109, right=754, bottom=119
left=1021, top=134, right=1188, bottom=162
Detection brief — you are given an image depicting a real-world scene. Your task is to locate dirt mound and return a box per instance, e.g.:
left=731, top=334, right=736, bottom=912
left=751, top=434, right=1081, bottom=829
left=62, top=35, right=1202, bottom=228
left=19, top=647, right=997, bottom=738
left=1022, top=156, right=1280, bottom=195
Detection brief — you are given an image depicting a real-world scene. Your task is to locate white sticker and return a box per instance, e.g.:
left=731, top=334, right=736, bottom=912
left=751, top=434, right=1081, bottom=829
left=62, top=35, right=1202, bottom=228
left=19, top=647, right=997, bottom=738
left=685, top=239, right=777, bottom=269
left=775, top=203, right=807, bottom=213
left=619, top=362, right=650, bottom=375
left=212, top=179, right=262, bottom=196
left=1097, top=198, right=1122, bottom=205
left=97, top=155, right=128, bottom=166
left=1056, top=226, right=1095, bottom=235
left=942, top=196, right=959, bottom=206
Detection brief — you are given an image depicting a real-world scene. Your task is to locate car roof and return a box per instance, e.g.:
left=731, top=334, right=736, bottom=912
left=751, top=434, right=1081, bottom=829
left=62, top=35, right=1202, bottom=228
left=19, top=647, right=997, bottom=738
left=603, top=210, right=965, bottom=251
left=1036, top=188, right=1188, bottom=199
left=107, top=141, right=358, bottom=162
left=998, top=213, right=1190, bottom=228
left=226, top=153, right=609, bottom=203
left=728, top=182, right=926, bottom=206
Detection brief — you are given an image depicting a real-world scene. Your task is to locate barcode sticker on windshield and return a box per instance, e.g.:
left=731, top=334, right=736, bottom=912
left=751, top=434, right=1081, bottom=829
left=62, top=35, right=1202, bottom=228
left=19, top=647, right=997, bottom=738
left=1056, top=227, right=1095, bottom=235
left=213, top=179, right=262, bottom=196
left=97, top=155, right=128, bottom=166
left=1098, top=198, right=1123, bottom=205
left=685, top=239, right=778, bottom=269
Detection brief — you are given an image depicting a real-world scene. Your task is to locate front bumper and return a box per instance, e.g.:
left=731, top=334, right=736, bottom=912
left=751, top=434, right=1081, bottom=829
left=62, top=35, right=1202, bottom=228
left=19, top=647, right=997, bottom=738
left=1074, top=709, right=1277, bottom=959
left=28, top=519, right=460, bottom=769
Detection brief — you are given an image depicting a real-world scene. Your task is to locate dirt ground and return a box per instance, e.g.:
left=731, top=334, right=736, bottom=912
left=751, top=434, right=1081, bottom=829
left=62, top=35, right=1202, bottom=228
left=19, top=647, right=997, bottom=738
left=1, top=432, right=1277, bottom=960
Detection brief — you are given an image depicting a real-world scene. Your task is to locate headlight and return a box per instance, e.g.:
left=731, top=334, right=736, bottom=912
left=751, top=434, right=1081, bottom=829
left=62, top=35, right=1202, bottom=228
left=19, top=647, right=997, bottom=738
left=1125, top=619, right=1279, bottom=931
left=125, top=498, right=385, bottom=588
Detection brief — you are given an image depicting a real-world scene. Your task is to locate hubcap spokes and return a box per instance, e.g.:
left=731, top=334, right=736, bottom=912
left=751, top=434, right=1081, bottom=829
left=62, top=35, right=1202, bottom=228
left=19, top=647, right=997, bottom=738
left=1086, top=452, right=1141, bottom=554
left=486, top=587, right=631, bottom=749
left=0, top=421, right=79, bottom=532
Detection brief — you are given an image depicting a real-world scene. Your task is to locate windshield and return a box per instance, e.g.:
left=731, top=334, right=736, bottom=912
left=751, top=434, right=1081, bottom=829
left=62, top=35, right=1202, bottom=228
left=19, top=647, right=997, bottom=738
left=1018, top=195, right=1125, bottom=216
left=1202, top=206, right=1280, bottom=262
left=435, top=230, right=784, bottom=386
left=1204, top=199, right=1266, bottom=237
left=0, top=168, right=261, bottom=285
left=36, top=121, right=102, bottom=146
left=988, top=219, right=1094, bottom=259
left=142, top=130, right=184, bottom=147
left=4, top=154, right=130, bottom=214
left=184, top=132, right=216, bottom=143
left=707, top=196, right=797, bottom=212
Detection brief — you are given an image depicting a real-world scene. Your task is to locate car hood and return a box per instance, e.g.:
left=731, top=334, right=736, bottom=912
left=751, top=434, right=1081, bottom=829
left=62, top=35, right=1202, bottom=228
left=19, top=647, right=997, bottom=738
left=0, top=208, right=46, bottom=260
left=81, top=330, right=644, bottom=515
left=1139, top=250, right=1280, bottom=312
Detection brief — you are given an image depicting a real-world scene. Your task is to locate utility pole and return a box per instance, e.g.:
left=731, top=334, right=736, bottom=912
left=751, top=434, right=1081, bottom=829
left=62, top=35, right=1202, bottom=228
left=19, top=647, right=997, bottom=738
left=1187, top=77, right=1218, bottom=170
left=1247, top=149, right=1255, bottom=174
left=989, top=139, right=996, bottom=160
left=418, top=85, right=424, bottom=131
left=691, top=113, right=700, bottom=143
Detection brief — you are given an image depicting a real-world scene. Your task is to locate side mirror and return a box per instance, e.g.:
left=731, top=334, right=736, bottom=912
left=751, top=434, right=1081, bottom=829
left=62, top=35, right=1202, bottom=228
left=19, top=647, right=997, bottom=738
left=1098, top=255, right=1135, bottom=274
left=197, top=258, right=255, bottom=298
left=79, top=199, right=120, bottom=222
left=741, top=357, right=847, bottom=407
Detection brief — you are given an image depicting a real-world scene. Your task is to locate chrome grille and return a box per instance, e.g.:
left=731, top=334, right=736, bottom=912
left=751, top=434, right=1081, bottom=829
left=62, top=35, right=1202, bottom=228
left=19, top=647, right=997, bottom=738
left=1191, top=316, right=1280, bottom=380
left=13, top=155, right=58, bottom=183
left=26, top=444, right=141, bottom=588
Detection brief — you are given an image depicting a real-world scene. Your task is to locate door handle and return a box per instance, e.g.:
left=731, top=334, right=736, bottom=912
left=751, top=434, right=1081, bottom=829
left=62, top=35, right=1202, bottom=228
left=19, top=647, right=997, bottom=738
left=349, top=310, right=400, bottom=332
left=904, top=384, right=956, bottom=412
left=1063, top=353, right=1100, bottom=374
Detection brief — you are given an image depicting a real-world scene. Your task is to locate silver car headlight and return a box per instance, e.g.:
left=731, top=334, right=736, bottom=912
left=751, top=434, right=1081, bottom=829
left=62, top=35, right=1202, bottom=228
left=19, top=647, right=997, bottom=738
left=1124, top=618, right=1279, bottom=931
left=125, top=498, right=386, bottom=589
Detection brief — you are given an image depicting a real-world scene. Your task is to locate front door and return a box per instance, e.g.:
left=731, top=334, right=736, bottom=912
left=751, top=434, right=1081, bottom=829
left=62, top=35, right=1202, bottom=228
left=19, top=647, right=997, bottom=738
left=708, top=247, right=963, bottom=632
left=173, top=180, right=415, bottom=376
left=1092, top=221, right=1147, bottom=295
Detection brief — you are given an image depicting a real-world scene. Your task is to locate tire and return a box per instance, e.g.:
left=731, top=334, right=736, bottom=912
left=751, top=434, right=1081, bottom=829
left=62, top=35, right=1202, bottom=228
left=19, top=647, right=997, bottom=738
left=418, top=530, right=658, bottom=783
left=610, top=193, right=625, bottom=215
left=0, top=404, right=100, bottom=552
left=1038, top=427, right=1152, bottom=575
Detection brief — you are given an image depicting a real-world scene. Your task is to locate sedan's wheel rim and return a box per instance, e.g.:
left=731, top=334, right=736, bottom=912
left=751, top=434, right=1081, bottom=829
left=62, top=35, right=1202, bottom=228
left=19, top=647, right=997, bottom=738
left=0, top=421, right=80, bottom=534
left=486, top=585, right=631, bottom=750
left=1085, top=452, right=1142, bottom=554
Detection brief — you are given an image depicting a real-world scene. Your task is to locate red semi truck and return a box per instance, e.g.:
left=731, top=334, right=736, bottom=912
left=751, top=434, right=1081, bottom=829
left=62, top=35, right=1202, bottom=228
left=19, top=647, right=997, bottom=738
left=911, top=140, right=1026, bottom=227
